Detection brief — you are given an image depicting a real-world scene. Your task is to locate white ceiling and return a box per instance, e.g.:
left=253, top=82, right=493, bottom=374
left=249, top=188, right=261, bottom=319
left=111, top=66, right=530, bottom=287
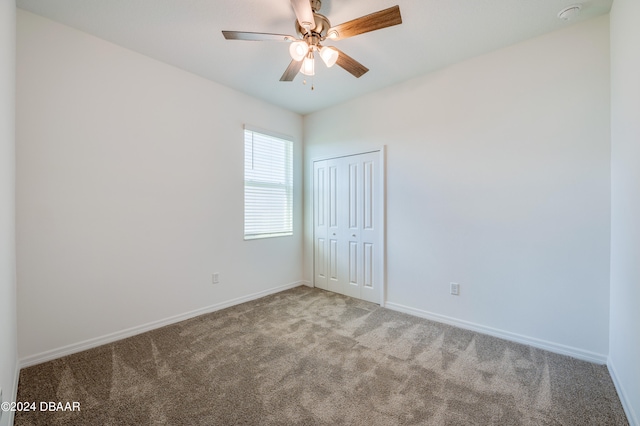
left=16, top=0, right=612, bottom=115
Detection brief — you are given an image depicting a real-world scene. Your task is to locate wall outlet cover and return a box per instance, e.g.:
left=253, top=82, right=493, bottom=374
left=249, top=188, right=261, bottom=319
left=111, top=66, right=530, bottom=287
left=450, top=282, right=460, bottom=296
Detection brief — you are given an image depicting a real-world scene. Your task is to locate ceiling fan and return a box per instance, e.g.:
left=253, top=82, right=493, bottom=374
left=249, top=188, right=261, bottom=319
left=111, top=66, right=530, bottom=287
left=222, top=0, right=402, bottom=82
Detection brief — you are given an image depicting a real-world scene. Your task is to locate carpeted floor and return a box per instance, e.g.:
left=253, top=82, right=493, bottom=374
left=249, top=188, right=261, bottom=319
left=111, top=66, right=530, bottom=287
left=15, top=286, right=628, bottom=425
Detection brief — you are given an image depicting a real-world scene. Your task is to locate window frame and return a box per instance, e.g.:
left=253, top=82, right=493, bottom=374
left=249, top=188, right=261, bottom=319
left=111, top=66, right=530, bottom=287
left=243, top=126, right=294, bottom=240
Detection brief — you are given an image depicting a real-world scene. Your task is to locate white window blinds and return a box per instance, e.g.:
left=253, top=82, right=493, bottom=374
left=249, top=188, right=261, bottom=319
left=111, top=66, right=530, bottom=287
left=244, top=127, right=293, bottom=240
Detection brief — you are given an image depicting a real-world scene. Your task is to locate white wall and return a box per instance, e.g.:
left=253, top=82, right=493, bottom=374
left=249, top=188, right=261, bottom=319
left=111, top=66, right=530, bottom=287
left=609, top=0, right=640, bottom=423
left=16, top=9, right=303, bottom=363
left=304, top=16, right=611, bottom=361
left=0, top=0, right=18, bottom=425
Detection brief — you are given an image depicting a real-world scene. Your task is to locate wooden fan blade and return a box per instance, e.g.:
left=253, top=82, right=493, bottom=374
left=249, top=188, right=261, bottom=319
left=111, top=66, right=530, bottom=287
left=290, top=0, right=315, bottom=31
left=222, top=31, right=296, bottom=42
left=327, top=5, right=402, bottom=41
left=333, top=48, right=369, bottom=78
left=280, top=59, right=303, bottom=81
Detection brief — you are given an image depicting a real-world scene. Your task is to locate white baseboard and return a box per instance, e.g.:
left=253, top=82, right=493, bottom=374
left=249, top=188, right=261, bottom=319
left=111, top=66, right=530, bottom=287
left=384, top=302, right=608, bottom=364
left=608, top=359, right=638, bottom=426
left=19, top=281, right=304, bottom=368
left=300, top=280, right=312, bottom=288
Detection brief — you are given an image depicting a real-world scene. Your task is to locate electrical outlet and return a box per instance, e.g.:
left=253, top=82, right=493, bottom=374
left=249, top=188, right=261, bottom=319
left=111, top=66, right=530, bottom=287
left=212, top=273, right=220, bottom=284
left=450, top=282, right=460, bottom=296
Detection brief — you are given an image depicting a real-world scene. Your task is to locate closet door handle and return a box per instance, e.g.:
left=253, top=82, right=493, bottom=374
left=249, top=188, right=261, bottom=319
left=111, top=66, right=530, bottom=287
left=352, top=234, right=356, bottom=237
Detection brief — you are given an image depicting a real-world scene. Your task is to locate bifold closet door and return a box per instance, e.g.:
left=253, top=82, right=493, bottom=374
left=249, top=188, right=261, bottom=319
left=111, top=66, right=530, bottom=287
left=313, top=152, right=382, bottom=304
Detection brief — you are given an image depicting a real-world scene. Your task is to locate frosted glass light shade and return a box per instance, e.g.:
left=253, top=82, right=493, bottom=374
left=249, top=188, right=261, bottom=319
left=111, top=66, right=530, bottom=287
left=289, top=41, right=308, bottom=62
left=300, top=55, right=315, bottom=76
left=319, top=46, right=339, bottom=68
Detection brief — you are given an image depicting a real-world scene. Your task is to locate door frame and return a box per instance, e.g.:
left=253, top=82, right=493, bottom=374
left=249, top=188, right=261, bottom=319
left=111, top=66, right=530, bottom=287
left=311, top=147, right=387, bottom=307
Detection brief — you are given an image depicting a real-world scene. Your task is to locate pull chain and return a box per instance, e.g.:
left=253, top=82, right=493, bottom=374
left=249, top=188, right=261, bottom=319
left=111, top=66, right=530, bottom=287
left=302, top=78, right=315, bottom=91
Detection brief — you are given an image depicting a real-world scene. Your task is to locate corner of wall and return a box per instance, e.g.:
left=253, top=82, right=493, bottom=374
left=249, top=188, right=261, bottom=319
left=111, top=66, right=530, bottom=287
left=0, top=0, right=18, bottom=424
left=607, top=358, right=639, bottom=426
left=609, top=0, right=640, bottom=423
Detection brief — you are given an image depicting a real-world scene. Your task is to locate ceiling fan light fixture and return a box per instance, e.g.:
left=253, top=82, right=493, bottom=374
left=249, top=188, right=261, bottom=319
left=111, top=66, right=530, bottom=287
left=319, top=46, right=339, bottom=68
left=289, top=41, right=308, bottom=61
left=222, top=3, right=402, bottom=82
left=300, top=53, right=315, bottom=76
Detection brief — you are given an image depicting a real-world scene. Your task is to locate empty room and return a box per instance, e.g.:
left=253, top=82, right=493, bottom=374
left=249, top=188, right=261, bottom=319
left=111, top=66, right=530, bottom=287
left=0, top=0, right=638, bottom=424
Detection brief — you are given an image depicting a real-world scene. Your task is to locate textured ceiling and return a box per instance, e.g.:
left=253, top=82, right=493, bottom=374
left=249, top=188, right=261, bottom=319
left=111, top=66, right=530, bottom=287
left=16, top=0, right=612, bottom=115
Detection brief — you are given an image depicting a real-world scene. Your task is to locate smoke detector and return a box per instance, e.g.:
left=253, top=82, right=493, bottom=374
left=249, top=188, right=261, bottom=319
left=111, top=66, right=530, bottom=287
left=558, top=4, right=582, bottom=20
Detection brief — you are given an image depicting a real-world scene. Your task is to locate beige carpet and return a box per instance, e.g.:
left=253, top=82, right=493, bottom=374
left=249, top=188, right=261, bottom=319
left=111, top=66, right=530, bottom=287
left=16, top=286, right=628, bottom=425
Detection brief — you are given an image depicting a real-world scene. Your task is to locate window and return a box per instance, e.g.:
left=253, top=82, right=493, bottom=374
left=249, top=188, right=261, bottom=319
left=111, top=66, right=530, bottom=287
left=244, top=127, right=293, bottom=240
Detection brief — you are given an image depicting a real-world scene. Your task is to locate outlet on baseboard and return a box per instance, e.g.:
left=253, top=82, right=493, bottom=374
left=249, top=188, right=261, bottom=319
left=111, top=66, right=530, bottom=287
left=450, top=282, right=460, bottom=296
left=212, top=273, right=220, bottom=284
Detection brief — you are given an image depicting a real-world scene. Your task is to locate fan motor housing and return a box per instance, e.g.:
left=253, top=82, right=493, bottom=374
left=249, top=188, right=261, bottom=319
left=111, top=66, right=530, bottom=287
left=296, top=13, right=331, bottom=38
